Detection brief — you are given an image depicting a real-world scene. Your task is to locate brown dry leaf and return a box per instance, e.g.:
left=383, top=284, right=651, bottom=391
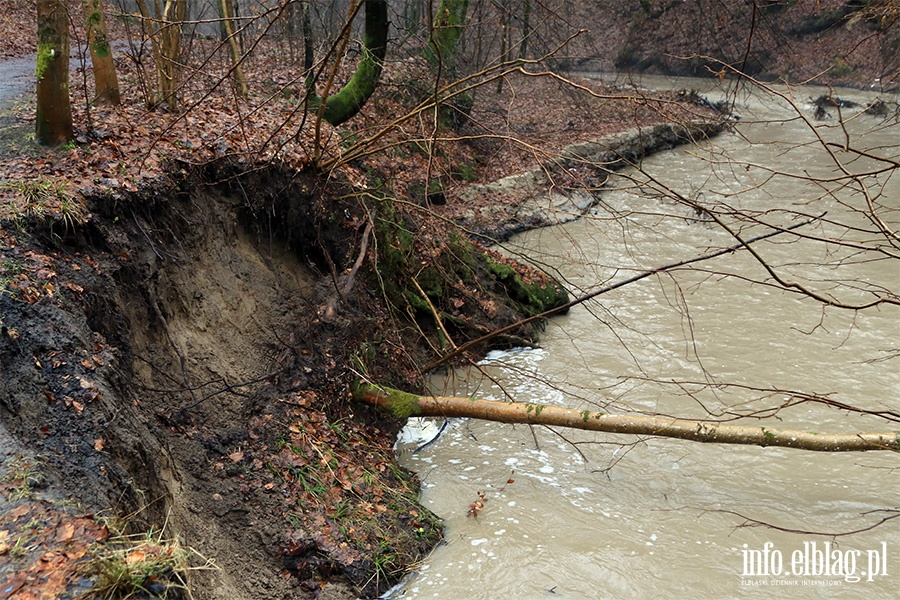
left=8, top=504, right=32, bottom=520
left=94, top=438, right=105, bottom=451
left=65, top=547, right=88, bottom=560
left=125, top=549, right=146, bottom=564
left=229, top=450, right=244, bottom=463
left=71, top=400, right=84, bottom=413
left=55, top=522, right=75, bottom=544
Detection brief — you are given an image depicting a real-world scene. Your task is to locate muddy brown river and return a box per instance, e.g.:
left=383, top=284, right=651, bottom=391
left=386, top=76, right=899, bottom=599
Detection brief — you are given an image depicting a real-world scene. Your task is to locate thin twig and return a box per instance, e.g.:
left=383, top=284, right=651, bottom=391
left=423, top=213, right=823, bottom=372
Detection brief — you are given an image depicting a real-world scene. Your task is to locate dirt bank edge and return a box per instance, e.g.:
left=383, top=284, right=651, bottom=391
left=446, top=120, right=729, bottom=242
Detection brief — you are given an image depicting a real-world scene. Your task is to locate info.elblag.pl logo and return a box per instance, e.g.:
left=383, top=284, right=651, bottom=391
left=741, top=541, right=889, bottom=584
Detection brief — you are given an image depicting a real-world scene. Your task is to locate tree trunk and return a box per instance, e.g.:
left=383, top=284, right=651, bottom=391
left=302, top=0, right=314, bottom=86
left=496, top=3, right=508, bottom=93
left=159, top=0, right=185, bottom=110
left=36, top=0, right=73, bottom=145
left=518, top=0, right=531, bottom=60
left=424, top=0, right=469, bottom=74
left=353, top=384, right=900, bottom=453
left=220, top=0, right=248, bottom=96
left=136, top=0, right=184, bottom=110
left=316, top=0, right=388, bottom=126
left=82, top=0, right=120, bottom=105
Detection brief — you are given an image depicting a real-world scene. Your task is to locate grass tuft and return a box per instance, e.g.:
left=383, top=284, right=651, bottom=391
left=81, top=517, right=217, bottom=600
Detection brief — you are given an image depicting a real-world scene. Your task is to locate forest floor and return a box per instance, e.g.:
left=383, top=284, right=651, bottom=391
left=0, top=2, right=896, bottom=599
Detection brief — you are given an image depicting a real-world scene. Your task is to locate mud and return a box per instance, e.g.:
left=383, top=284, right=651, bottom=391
left=0, top=170, right=394, bottom=599
left=0, top=55, right=34, bottom=108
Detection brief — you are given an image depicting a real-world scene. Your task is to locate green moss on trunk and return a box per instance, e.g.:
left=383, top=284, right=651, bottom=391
left=36, top=0, right=73, bottom=145
left=316, top=0, right=388, bottom=126
left=424, top=0, right=470, bottom=73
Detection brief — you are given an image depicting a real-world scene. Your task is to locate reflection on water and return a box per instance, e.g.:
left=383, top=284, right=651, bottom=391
left=387, top=77, right=899, bottom=599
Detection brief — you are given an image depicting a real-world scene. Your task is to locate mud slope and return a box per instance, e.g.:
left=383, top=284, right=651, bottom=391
left=0, top=175, right=359, bottom=599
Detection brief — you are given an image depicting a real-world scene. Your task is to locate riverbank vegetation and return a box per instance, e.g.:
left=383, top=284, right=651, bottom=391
left=1, top=1, right=899, bottom=599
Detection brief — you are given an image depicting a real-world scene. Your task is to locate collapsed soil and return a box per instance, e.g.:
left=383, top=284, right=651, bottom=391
left=1, top=175, right=416, bottom=599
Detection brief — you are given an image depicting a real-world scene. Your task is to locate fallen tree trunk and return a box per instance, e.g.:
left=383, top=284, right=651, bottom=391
left=353, top=384, right=899, bottom=452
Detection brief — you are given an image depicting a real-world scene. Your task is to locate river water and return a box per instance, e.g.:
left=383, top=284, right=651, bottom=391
left=387, top=76, right=899, bottom=599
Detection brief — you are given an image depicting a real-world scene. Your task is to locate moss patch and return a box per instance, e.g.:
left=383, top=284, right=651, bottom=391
left=370, top=195, right=568, bottom=357
left=487, top=256, right=569, bottom=316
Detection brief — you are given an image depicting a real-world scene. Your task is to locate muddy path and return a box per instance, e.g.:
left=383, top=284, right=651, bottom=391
left=0, top=55, right=34, bottom=109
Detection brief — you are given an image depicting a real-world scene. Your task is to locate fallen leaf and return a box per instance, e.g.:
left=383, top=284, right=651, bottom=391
left=94, top=439, right=105, bottom=451
left=65, top=547, right=87, bottom=560
left=229, top=451, right=244, bottom=463
left=56, top=522, right=75, bottom=544
left=8, top=504, right=32, bottom=520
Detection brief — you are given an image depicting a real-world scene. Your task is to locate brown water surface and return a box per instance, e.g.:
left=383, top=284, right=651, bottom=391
left=389, top=76, right=899, bottom=600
